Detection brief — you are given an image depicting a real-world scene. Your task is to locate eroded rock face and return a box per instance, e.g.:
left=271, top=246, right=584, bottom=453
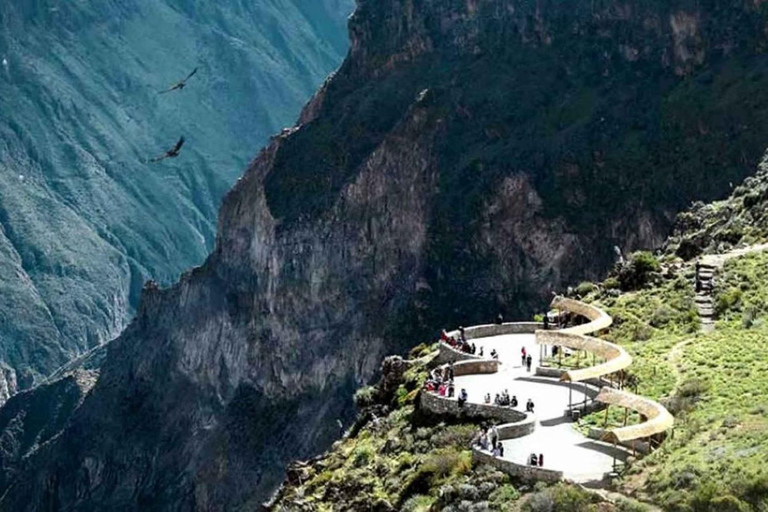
left=5, top=0, right=768, bottom=509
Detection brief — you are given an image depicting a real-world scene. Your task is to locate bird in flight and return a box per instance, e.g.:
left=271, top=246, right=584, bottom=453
left=149, top=136, right=186, bottom=163
left=159, top=67, right=198, bottom=94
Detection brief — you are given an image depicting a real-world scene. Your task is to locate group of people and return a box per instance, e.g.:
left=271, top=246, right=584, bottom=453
left=473, top=424, right=545, bottom=466
left=473, top=424, right=504, bottom=457
left=481, top=390, right=535, bottom=414
left=484, top=389, right=518, bottom=408
left=424, top=363, right=468, bottom=407
left=424, top=363, right=455, bottom=397
left=440, top=328, right=477, bottom=355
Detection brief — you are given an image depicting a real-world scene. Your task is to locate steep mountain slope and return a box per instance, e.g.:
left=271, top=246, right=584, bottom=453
left=5, top=0, right=768, bottom=509
left=0, top=0, right=353, bottom=394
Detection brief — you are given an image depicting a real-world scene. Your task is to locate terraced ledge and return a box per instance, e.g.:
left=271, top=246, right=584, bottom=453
left=437, top=322, right=542, bottom=364
left=422, top=297, right=673, bottom=483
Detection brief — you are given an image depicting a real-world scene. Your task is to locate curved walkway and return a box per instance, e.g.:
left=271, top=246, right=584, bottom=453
left=423, top=297, right=674, bottom=484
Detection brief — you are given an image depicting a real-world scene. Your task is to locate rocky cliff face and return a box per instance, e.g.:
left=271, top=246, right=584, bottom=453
left=5, top=0, right=768, bottom=509
left=0, top=0, right=353, bottom=395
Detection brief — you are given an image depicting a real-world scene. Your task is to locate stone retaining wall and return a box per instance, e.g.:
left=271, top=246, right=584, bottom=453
left=452, top=359, right=499, bottom=376
left=420, top=390, right=528, bottom=424
left=497, top=415, right=536, bottom=439
left=472, top=449, right=563, bottom=483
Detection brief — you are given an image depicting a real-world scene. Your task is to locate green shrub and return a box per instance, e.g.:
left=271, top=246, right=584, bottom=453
left=604, top=277, right=621, bottom=290
left=575, top=281, right=598, bottom=297
left=742, top=306, right=757, bottom=329
left=615, top=498, right=651, bottom=512
left=650, top=305, right=676, bottom=328
left=352, top=444, right=376, bottom=468
left=421, top=449, right=472, bottom=479
left=408, top=343, right=432, bottom=359
left=716, top=288, right=743, bottom=316
left=401, top=494, right=434, bottom=512
left=523, top=483, right=597, bottom=512
left=618, top=252, right=661, bottom=291
left=488, top=484, right=520, bottom=508
left=677, top=378, right=709, bottom=399
left=354, top=385, right=379, bottom=408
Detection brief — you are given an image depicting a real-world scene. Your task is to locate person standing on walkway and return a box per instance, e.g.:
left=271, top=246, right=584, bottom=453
left=521, top=346, right=527, bottom=366
left=538, top=453, right=544, bottom=467
left=526, top=398, right=535, bottom=413
left=526, top=354, right=532, bottom=372
left=490, top=425, right=499, bottom=449
left=458, top=389, right=468, bottom=408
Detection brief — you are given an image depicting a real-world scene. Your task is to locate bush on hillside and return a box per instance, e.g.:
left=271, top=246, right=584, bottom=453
left=617, top=252, right=661, bottom=291
left=575, top=281, right=598, bottom=297
left=354, top=385, right=379, bottom=408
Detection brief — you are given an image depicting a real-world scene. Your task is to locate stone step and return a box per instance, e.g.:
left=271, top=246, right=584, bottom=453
left=695, top=295, right=712, bottom=303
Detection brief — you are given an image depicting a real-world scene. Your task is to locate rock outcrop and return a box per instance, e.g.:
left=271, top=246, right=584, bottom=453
left=6, top=0, right=768, bottom=509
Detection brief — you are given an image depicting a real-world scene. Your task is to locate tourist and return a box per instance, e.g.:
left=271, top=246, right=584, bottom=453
left=491, top=349, right=499, bottom=360
left=492, top=445, right=501, bottom=457
left=526, top=398, right=535, bottom=413
left=498, top=444, right=505, bottom=457
left=539, top=453, right=544, bottom=467
left=447, top=363, right=455, bottom=380
left=459, top=326, right=467, bottom=343
left=526, top=354, right=532, bottom=372
left=458, top=389, right=468, bottom=408
left=480, top=433, right=489, bottom=451
left=521, top=346, right=527, bottom=366
left=448, top=382, right=455, bottom=398
left=490, top=425, right=499, bottom=448
left=440, top=329, right=450, bottom=343
left=494, top=393, right=501, bottom=405
left=511, top=395, right=518, bottom=408
left=484, top=393, right=491, bottom=404
left=529, top=453, right=539, bottom=466
left=479, top=346, right=484, bottom=357
left=496, top=313, right=503, bottom=325
left=471, top=342, right=477, bottom=355
left=438, top=383, right=447, bottom=396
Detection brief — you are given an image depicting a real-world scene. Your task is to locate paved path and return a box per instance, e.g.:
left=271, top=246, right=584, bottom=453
left=454, top=333, right=628, bottom=483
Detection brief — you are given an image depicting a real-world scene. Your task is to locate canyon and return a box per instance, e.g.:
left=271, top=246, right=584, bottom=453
left=5, top=0, right=768, bottom=509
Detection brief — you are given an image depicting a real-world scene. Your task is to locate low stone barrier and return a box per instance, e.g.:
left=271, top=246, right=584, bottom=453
left=452, top=359, right=499, bottom=376
left=420, top=390, right=527, bottom=424
left=472, top=449, right=563, bottom=483
left=497, top=415, right=536, bottom=439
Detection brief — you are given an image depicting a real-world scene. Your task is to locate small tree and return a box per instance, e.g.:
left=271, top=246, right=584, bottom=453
left=618, top=252, right=661, bottom=291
